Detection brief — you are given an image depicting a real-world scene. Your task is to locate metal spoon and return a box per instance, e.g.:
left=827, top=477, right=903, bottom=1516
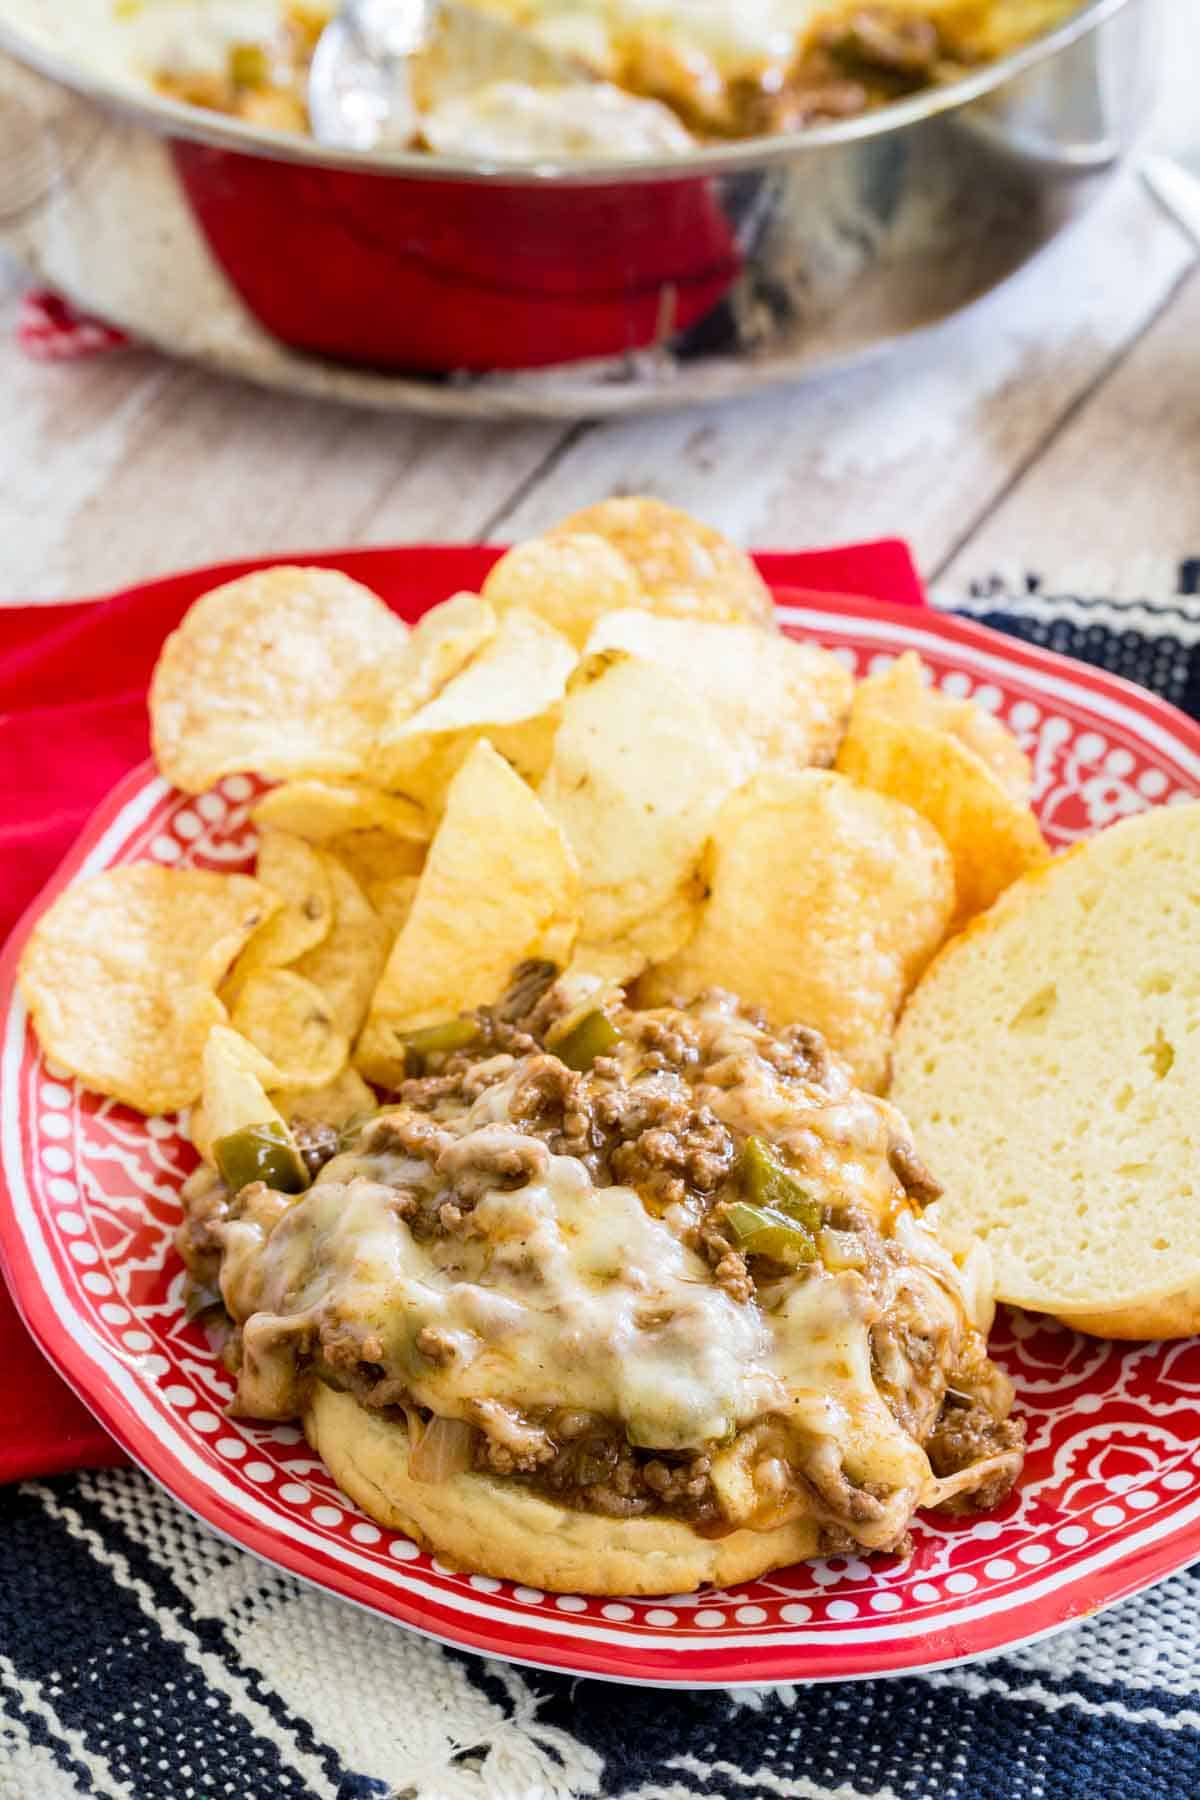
left=307, top=0, right=589, bottom=151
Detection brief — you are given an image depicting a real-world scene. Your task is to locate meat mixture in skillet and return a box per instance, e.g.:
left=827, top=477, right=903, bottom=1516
left=150, top=2, right=1077, bottom=149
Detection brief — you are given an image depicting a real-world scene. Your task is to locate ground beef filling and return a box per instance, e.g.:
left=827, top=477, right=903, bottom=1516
left=186, top=977, right=1023, bottom=1536
left=157, top=5, right=988, bottom=145
left=291, top=1118, right=341, bottom=1181
left=369, top=983, right=825, bottom=1286
left=926, top=1402, right=1025, bottom=1513
left=314, top=1350, right=724, bottom=1525
left=318, top=1368, right=1020, bottom=1535
left=476, top=1411, right=719, bottom=1526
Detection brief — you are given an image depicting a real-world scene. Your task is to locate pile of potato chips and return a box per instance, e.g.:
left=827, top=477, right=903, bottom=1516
left=18, top=497, right=1049, bottom=1125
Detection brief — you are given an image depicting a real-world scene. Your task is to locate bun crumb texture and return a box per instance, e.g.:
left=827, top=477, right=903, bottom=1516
left=892, top=803, right=1200, bottom=1337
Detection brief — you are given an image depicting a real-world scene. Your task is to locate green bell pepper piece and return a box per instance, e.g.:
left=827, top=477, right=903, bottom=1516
left=214, top=1121, right=309, bottom=1195
left=740, top=1136, right=821, bottom=1234
left=723, top=1199, right=818, bottom=1267
left=403, top=1018, right=481, bottom=1059
left=552, top=1009, right=621, bottom=1072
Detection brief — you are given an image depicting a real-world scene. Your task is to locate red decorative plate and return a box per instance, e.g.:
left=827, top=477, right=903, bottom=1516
left=2, top=595, right=1199, bottom=1688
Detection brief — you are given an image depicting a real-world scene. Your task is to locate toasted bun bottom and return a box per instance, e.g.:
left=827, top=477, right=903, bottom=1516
left=305, top=1385, right=823, bottom=1595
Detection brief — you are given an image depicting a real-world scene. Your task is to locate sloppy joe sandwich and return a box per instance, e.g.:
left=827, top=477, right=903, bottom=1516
left=180, top=968, right=1023, bottom=1593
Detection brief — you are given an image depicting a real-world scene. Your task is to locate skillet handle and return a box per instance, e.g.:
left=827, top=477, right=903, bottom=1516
left=959, top=0, right=1161, bottom=175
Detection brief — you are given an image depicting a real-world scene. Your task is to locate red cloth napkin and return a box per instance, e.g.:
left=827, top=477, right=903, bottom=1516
left=0, top=539, right=926, bottom=1483
left=17, top=290, right=130, bottom=361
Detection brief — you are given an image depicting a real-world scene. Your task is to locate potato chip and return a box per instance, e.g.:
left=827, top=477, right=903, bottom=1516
left=640, top=770, right=955, bottom=1092
left=206, top=1021, right=285, bottom=1089
left=586, top=610, right=853, bottom=780
left=382, top=591, right=498, bottom=728
left=947, top=704, right=1033, bottom=804
left=270, top=1064, right=376, bottom=1132
left=856, top=653, right=1033, bottom=800
left=351, top=1024, right=410, bottom=1093
left=836, top=655, right=1047, bottom=925
left=539, top=649, right=741, bottom=979
left=187, top=1100, right=217, bottom=1165
left=189, top=1023, right=290, bottom=1162
left=369, top=606, right=576, bottom=810
left=255, top=828, right=334, bottom=942
left=190, top=1024, right=288, bottom=1164
left=231, top=968, right=350, bottom=1090
left=291, top=855, right=390, bottom=1040
left=563, top=944, right=657, bottom=988
left=365, top=873, right=421, bottom=939
left=482, top=533, right=642, bottom=648
left=838, top=717, right=1047, bottom=927
left=357, top=740, right=579, bottom=1085
left=150, top=566, right=409, bottom=794
left=18, top=866, right=276, bottom=1113
left=325, top=829, right=427, bottom=890
left=552, top=497, right=775, bottom=628
left=253, top=781, right=429, bottom=844
left=223, top=828, right=333, bottom=1005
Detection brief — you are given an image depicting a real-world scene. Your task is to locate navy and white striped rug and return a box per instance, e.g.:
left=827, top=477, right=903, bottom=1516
left=3, top=577, right=1199, bottom=1800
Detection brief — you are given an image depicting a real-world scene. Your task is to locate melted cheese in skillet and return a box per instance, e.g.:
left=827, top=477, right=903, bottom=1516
left=474, top=0, right=1077, bottom=77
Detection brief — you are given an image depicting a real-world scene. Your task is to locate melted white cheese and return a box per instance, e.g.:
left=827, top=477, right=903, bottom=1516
left=487, top=0, right=827, bottom=73
left=121, top=2, right=285, bottom=80
left=213, top=999, right=997, bottom=1530
left=225, top=1155, right=783, bottom=1446
left=422, top=78, right=694, bottom=160
left=221, top=1136, right=986, bottom=1540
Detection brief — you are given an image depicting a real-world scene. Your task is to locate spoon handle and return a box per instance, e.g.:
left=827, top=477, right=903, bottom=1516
left=343, top=0, right=438, bottom=62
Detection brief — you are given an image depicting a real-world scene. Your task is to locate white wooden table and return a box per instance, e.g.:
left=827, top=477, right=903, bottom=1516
left=2, top=2, right=1198, bottom=611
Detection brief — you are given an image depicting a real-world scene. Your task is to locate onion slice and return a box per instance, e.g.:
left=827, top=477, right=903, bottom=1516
left=927, top=1450, right=1023, bottom=1511
left=408, top=1413, right=478, bottom=1483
